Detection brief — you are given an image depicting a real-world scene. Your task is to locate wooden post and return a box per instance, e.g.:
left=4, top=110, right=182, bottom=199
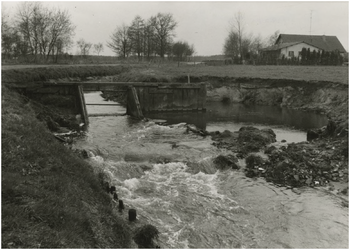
left=76, top=85, right=89, bottom=125
left=128, top=209, right=137, bottom=221
left=126, top=86, right=144, bottom=119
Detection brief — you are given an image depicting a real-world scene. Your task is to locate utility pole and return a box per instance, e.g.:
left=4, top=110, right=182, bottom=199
left=309, top=10, right=313, bottom=36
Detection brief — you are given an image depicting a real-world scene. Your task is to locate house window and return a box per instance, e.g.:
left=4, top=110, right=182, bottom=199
left=288, top=51, right=294, bottom=57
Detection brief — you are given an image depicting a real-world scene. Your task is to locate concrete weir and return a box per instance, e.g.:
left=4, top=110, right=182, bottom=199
left=126, top=83, right=207, bottom=118
left=15, top=81, right=207, bottom=124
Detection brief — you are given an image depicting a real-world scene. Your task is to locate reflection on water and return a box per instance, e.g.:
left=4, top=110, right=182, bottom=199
left=147, top=102, right=328, bottom=143
left=147, top=101, right=328, bottom=131
left=84, top=92, right=328, bottom=143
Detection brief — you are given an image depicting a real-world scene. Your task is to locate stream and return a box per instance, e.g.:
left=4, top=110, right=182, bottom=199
left=74, top=92, right=348, bottom=248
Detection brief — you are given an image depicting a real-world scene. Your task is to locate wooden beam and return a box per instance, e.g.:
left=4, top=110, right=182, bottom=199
left=85, top=103, right=122, bottom=106
left=88, top=113, right=126, bottom=117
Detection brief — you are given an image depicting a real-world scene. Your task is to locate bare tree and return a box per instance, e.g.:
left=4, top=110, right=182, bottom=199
left=172, top=41, right=194, bottom=62
left=150, top=13, right=177, bottom=58
left=16, top=2, right=40, bottom=57
left=249, top=34, right=265, bottom=63
left=266, top=30, right=280, bottom=46
left=1, top=5, right=9, bottom=31
left=186, top=44, right=195, bottom=58
left=93, top=43, right=104, bottom=56
left=143, top=18, right=156, bottom=60
left=15, top=2, right=75, bottom=62
left=77, top=38, right=92, bottom=56
left=45, top=8, right=75, bottom=61
left=251, top=34, right=264, bottom=52
left=2, top=6, right=17, bottom=58
left=129, top=15, right=144, bottom=60
left=224, top=12, right=266, bottom=64
left=229, top=11, right=245, bottom=64
left=107, top=23, right=132, bottom=58
left=223, top=30, right=240, bottom=62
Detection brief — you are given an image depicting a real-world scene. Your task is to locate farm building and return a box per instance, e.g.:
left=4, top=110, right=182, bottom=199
left=260, top=34, right=346, bottom=64
left=261, top=41, right=322, bottom=60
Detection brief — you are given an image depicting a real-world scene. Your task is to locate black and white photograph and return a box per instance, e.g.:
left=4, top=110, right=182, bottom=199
left=1, top=0, right=349, bottom=248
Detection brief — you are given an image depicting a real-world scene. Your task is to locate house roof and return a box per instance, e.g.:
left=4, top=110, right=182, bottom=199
left=276, top=34, right=346, bottom=52
left=261, top=41, right=321, bottom=52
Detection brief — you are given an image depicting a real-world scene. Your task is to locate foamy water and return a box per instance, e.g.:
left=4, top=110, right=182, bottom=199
left=74, top=91, right=348, bottom=248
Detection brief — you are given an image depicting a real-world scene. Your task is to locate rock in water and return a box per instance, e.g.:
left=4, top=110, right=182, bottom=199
left=213, top=154, right=240, bottom=170
left=307, top=129, right=320, bottom=141
left=238, top=126, right=277, bottom=153
left=220, top=130, right=234, bottom=138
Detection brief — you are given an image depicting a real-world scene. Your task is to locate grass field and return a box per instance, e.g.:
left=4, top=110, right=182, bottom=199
left=2, top=63, right=349, bottom=84
left=134, top=64, right=349, bottom=84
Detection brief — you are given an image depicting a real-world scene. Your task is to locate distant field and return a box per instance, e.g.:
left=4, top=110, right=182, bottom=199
left=139, top=64, right=349, bottom=84
left=1, top=63, right=349, bottom=84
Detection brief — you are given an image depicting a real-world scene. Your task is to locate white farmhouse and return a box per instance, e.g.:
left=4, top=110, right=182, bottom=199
left=260, top=34, right=346, bottom=63
left=263, top=41, right=322, bottom=60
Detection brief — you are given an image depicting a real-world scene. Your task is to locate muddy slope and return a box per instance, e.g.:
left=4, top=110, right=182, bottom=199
left=202, top=78, right=348, bottom=120
left=112, top=72, right=348, bottom=124
left=169, top=75, right=348, bottom=120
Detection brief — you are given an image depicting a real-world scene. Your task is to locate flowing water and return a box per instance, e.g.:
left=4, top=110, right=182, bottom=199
left=75, top=92, right=348, bottom=248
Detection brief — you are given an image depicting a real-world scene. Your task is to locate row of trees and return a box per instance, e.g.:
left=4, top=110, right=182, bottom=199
left=2, top=2, right=75, bottom=62
left=223, top=12, right=276, bottom=64
left=299, top=48, right=344, bottom=65
left=4, top=4, right=344, bottom=65
left=223, top=12, right=284, bottom=64
left=107, top=13, right=195, bottom=61
left=76, top=39, right=104, bottom=56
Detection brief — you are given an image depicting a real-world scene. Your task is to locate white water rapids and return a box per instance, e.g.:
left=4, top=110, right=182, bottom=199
left=73, top=92, right=348, bottom=248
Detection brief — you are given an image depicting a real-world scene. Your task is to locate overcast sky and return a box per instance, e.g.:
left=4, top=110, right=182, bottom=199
left=2, top=1, right=349, bottom=56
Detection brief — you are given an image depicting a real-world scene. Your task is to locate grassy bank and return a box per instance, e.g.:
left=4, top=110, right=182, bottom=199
left=1, top=67, right=133, bottom=248
left=2, top=65, right=130, bottom=84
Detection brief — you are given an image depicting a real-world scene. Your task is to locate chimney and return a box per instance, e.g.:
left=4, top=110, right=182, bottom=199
left=322, top=35, right=326, bottom=42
